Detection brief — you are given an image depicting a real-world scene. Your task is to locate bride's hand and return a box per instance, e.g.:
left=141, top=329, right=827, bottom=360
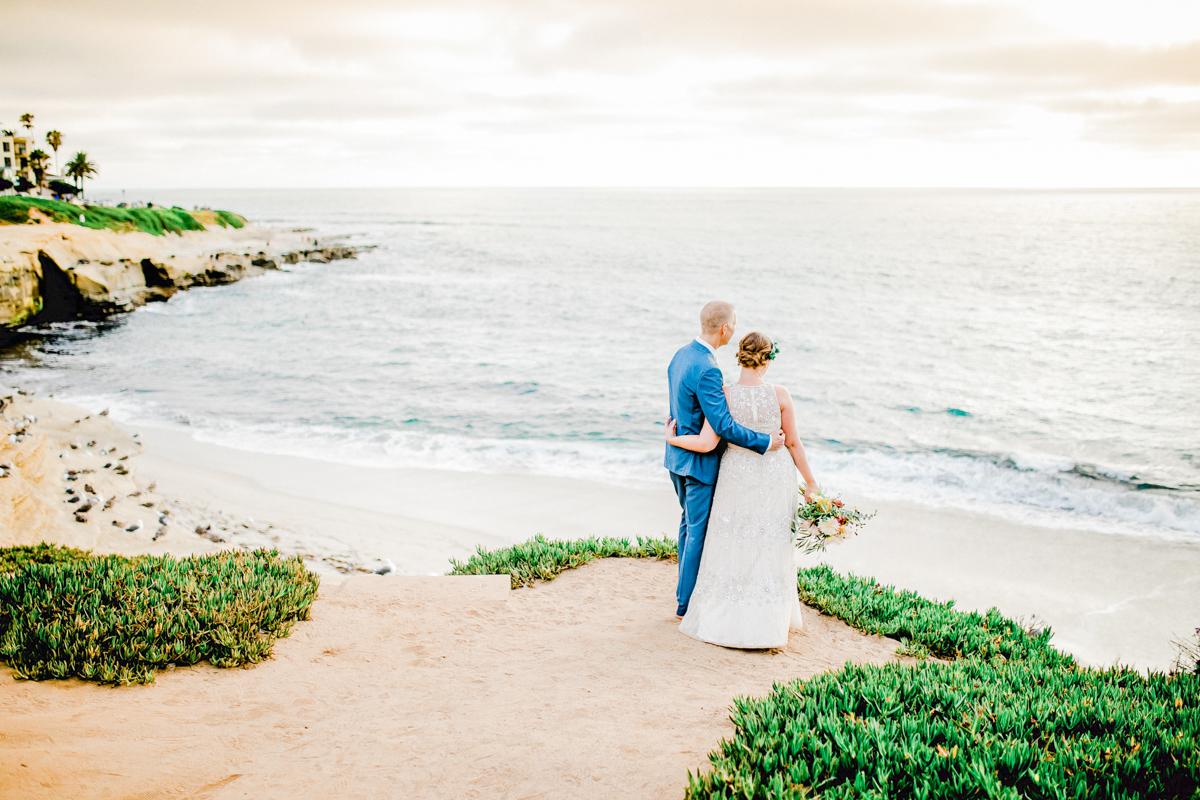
left=804, top=485, right=820, bottom=503
left=665, top=417, right=677, bottom=439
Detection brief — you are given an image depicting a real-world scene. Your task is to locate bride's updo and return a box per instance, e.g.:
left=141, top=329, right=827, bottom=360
left=736, top=332, right=775, bottom=369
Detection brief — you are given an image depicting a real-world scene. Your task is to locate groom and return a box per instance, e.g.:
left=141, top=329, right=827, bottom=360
left=665, top=301, right=785, bottom=619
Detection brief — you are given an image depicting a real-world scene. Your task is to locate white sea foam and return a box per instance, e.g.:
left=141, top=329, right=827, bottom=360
left=807, top=448, right=1200, bottom=541
left=56, top=390, right=1200, bottom=544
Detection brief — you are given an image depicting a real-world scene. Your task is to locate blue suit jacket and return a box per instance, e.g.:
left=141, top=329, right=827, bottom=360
left=664, top=340, right=771, bottom=484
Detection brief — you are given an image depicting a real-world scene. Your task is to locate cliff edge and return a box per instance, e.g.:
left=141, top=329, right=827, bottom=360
left=0, top=221, right=360, bottom=342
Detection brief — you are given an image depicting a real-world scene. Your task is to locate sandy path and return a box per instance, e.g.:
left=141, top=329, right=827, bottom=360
left=0, top=559, right=902, bottom=799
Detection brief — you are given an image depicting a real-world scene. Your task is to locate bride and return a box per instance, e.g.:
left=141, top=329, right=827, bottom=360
left=666, top=332, right=820, bottom=649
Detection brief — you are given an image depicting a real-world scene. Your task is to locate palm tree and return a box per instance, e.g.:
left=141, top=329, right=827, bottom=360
left=45, top=131, right=63, bottom=175
left=28, top=149, right=50, bottom=188
left=64, top=151, right=98, bottom=197
left=19, top=113, right=33, bottom=141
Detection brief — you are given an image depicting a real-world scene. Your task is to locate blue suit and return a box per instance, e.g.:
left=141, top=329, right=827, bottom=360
left=665, top=340, right=771, bottom=616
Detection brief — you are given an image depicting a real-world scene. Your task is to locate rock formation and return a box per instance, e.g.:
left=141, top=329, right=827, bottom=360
left=0, top=222, right=362, bottom=342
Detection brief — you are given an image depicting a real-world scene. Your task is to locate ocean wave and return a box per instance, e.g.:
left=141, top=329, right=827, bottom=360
left=807, top=448, right=1200, bottom=541
left=52, top=390, right=1200, bottom=543
left=339, top=273, right=507, bottom=286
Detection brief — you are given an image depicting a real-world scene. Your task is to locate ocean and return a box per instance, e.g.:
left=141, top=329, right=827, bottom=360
left=3, top=188, right=1198, bottom=542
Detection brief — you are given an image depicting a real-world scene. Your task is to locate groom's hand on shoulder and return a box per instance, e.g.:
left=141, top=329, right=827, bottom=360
left=768, top=430, right=785, bottom=451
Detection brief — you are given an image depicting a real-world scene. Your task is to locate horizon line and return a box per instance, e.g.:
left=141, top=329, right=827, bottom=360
left=81, top=185, right=1200, bottom=192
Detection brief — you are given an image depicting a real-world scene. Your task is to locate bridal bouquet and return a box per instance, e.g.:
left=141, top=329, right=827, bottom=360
left=792, top=492, right=875, bottom=554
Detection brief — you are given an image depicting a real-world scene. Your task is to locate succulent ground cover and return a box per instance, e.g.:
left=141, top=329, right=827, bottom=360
left=694, top=659, right=1199, bottom=800
left=0, top=542, right=95, bottom=575
left=687, top=565, right=1200, bottom=799
left=449, top=537, right=1200, bottom=798
left=448, top=533, right=678, bottom=589
left=0, top=196, right=246, bottom=235
left=0, top=548, right=318, bottom=685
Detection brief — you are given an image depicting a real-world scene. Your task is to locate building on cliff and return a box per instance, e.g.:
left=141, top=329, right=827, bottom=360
left=0, top=134, right=34, bottom=191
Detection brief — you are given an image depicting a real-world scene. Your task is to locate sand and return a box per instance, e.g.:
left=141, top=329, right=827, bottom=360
left=0, top=393, right=909, bottom=797
left=129, top=420, right=1200, bottom=672
left=6, top=390, right=1196, bottom=672
left=0, top=558, right=906, bottom=799
left=0, top=392, right=223, bottom=559
left=3, top=391, right=1199, bottom=796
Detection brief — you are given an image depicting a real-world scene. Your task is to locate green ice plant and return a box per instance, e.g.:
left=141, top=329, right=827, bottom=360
left=796, top=564, right=1064, bottom=664
left=0, top=548, right=318, bottom=685
left=454, top=537, right=1200, bottom=797
left=687, top=565, right=1200, bottom=799
left=0, top=542, right=96, bottom=575
left=689, top=659, right=1200, bottom=800
left=0, top=196, right=246, bottom=235
left=448, top=533, right=677, bottom=589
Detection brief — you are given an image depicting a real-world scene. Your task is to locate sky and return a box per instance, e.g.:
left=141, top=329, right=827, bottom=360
left=3, top=0, right=1199, bottom=187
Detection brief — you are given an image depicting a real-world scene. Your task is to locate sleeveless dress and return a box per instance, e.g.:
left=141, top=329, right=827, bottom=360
left=679, top=382, right=803, bottom=649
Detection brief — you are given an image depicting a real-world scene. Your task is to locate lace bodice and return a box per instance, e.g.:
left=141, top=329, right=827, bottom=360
left=726, top=383, right=782, bottom=440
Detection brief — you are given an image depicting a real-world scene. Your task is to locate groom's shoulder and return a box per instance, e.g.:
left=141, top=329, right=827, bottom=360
left=670, top=340, right=696, bottom=364
left=675, top=339, right=710, bottom=357
left=671, top=341, right=709, bottom=369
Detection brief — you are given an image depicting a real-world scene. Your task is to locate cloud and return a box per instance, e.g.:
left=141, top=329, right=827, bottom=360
left=1, top=0, right=1197, bottom=186
left=931, top=41, right=1200, bottom=92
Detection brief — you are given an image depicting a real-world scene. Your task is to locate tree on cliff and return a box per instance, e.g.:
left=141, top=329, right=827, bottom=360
left=64, top=152, right=97, bottom=196
left=45, top=131, right=63, bottom=174
left=28, top=150, right=50, bottom=188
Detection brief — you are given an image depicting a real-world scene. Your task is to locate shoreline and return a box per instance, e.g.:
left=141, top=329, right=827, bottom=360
left=125, top=420, right=1200, bottom=672
left=3, top=391, right=1197, bottom=672
left=0, top=219, right=362, bottom=339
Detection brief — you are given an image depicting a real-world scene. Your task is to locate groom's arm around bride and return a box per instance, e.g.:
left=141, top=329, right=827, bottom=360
left=664, top=301, right=784, bottom=619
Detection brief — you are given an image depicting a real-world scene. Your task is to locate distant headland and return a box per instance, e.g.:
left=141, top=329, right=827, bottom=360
left=0, top=195, right=364, bottom=344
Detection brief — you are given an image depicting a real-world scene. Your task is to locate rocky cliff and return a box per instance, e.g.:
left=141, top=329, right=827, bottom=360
left=0, top=222, right=362, bottom=343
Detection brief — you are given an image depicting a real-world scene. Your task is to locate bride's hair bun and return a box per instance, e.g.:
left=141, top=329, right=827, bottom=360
left=736, top=332, right=775, bottom=369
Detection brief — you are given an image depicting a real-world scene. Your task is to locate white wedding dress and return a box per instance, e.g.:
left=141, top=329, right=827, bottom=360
left=679, top=382, right=803, bottom=649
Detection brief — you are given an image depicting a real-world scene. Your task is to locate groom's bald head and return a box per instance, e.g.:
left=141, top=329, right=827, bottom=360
left=700, top=301, right=736, bottom=334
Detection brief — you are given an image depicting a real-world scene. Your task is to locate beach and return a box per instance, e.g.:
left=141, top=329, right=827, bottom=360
left=0, top=557, right=907, bottom=799
left=0, top=394, right=922, bottom=798
left=130, top=419, right=1200, bottom=673
left=3, top=188, right=1198, bottom=796
left=2, top=365, right=1199, bottom=797
left=5, top=390, right=1195, bottom=672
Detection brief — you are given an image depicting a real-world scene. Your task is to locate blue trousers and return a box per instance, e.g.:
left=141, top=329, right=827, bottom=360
left=669, top=472, right=716, bottom=617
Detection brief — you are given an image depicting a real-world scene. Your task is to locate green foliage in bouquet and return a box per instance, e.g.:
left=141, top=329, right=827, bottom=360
left=0, top=543, right=97, bottom=575
left=0, top=548, right=319, bottom=685
left=447, top=533, right=677, bottom=589
left=793, top=494, right=875, bottom=554
left=1174, top=627, right=1200, bottom=676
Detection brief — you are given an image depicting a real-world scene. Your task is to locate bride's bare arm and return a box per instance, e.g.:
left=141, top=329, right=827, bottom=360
left=665, top=417, right=720, bottom=453
left=776, top=385, right=820, bottom=501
